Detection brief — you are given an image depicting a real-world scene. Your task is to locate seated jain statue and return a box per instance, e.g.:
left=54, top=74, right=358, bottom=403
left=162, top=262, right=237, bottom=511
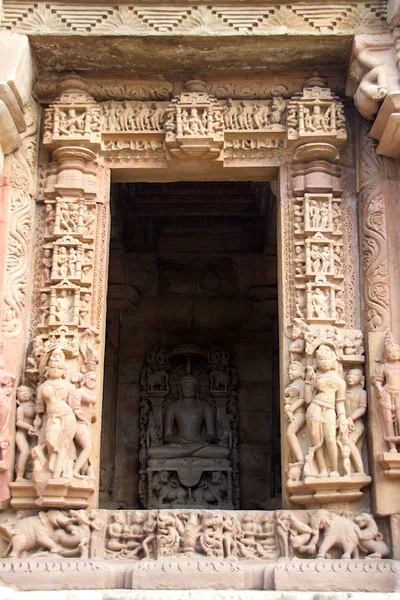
left=148, top=374, right=230, bottom=460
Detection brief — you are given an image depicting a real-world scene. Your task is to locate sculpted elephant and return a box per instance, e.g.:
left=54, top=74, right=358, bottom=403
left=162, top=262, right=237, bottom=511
left=0, top=510, right=85, bottom=558
left=309, top=510, right=361, bottom=559
left=147, top=368, right=169, bottom=393
left=210, top=370, right=229, bottom=392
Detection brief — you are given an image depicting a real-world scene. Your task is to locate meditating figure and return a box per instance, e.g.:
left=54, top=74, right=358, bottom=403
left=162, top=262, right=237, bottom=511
left=147, top=373, right=230, bottom=459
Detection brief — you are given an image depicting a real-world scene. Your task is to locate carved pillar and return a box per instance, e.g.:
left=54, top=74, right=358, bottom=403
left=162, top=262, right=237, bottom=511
left=0, top=99, right=40, bottom=509
left=10, top=76, right=110, bottom=509
left=356, top=117, right=400, bottom=515
left=278, top=79, right=370, bottom=509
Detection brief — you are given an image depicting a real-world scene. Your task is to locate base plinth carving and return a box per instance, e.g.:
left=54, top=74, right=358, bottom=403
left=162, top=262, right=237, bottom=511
left=378, top=452, right=400, bottom=478
left=287, top=474, right=372, bottom=506
left=274, top=559, right=398, bottom=593
left=10, top=479, right=94, bottom=509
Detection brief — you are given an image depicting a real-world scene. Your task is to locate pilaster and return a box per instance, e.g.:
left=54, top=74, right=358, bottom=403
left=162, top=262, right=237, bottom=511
left=9, top=75, right=111, bottom=509
left=356, top=117, right=400, bottom=515
left=278, top=79, right=369, bottom=510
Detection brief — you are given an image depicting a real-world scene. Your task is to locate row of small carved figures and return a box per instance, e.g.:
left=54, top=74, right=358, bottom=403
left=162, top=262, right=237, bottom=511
left=49, top=99, right=287, bottom=136
left=2, top=508, right=383, bottom=561
left=0, top=509, right=388, bottom=561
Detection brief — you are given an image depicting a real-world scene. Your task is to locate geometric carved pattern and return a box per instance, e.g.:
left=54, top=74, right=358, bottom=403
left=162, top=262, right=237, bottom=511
left=290, top=3, right=387, bottom=33
left=50, top=7, right=115, bottom=33
left=211, top=8, right=276, bottom=32
left=133, top=8, right=193, bottom=32
left=1, top=1, right=388, bottom=34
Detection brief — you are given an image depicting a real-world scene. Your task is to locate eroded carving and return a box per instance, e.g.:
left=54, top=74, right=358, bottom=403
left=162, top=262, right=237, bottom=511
left=347, top=35, right=400, bottom=120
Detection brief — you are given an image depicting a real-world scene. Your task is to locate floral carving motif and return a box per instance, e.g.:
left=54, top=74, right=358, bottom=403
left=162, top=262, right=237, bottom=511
left=359, top=187, right=390, bottom=331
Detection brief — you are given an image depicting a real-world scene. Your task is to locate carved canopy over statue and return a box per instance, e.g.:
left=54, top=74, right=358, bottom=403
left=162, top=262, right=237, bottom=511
left=139, top=344, right=239, bottom=509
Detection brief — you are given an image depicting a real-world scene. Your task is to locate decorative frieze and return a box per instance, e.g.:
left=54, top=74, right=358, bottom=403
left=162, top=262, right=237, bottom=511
left=0, top=508, right=389, bottom=561
left=2, top=2, right=387, bottom=36
left=42, top=79, right=348, bottom=168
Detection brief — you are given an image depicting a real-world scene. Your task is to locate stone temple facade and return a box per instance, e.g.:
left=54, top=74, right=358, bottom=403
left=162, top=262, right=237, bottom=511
left=2, top=0, right=400, bottom=598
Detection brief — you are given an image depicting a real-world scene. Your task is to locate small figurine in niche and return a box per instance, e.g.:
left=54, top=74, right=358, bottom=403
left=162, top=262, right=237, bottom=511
left=305, top=105, right=327, bottom=132
left=39, top=293, right=50, bottom=325
left=294, top=245, right=306, bottom=276
left=45, top=204, right=56, bottom=236
left=58, top=246, right=69, bottom=278
left=55, top=289, right=74, bottom=323
left=42, top=248, right=52, bottom=283
left=311, top=287, right=329, bottom=319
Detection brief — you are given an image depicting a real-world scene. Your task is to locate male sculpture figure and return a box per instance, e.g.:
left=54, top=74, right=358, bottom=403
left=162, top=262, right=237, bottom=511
left=374, top=331, right=400, bottom=452
left=147, top=373, right=230, bottom=459
left=305, top=344, right=347, bottom=478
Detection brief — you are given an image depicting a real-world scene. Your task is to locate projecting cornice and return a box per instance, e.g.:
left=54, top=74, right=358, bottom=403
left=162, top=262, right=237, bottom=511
left=0, top=1, right=388, bottom=36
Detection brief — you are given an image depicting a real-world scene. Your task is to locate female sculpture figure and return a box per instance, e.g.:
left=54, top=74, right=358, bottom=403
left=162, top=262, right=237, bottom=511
left=72, top=370, right=97, bottom=480
left=15, top=386, right=36, bottom=480
left=35, top=347, right=79, bottom=480
left=344, top=368, right=367, bottom=474
left=284, top=361, right=306, bottom=464
left=305, top=344, right=347, bottom=478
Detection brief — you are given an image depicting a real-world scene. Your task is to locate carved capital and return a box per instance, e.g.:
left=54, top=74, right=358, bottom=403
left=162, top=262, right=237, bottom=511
left=43, top=75, right=101, bottom=152
left=287, top=76, right=347, bottom=163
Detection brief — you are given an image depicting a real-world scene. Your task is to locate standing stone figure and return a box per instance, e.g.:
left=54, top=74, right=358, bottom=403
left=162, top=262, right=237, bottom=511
left=305, top=344, right=347, bottom=478
left=34, top=347, right=79, bottom=480
left=374, top=331, right=400, bottom=452
left=15, top=386, right=36, bottom=480
left=344, top=368, right=367, bottom=474
left=284, top=361, right=306, bottom=464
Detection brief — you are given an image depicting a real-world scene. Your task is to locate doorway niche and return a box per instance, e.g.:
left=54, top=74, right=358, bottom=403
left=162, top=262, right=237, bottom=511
left=100, top=181, right=280, bottom=510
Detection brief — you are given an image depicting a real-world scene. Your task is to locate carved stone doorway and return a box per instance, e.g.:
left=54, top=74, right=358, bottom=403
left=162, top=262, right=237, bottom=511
left=100, top=181, right=280, bottom=510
